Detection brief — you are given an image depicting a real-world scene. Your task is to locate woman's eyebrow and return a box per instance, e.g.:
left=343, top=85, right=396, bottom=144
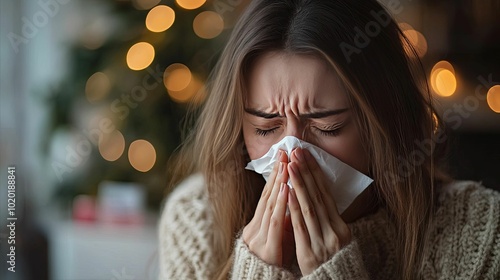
left=244, top=108, right=349, bottom=119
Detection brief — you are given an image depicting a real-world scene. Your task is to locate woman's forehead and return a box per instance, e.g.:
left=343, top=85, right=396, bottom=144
left=245, top=51, right=348, bottom=111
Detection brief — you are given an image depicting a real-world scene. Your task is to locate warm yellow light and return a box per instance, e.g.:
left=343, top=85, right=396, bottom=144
left=487, top=85, right=500, bottom=113
left=128, top=140, right=156, bottom=172
left=167, top=75, right=206, bottom=103
left=432, top=61, right=455, bottom=74
left=163, top=63, right=192, bottom=92
left=434, top=69, right=456, bottom=97
left=176, top=0, right=206, bottom=10
left=133, top=0, right=161, bottom=10
left=126, top=42, right=155, bottom=71
left=398, top=22, right=414, bottom=31
left=430, top=61, right=456, bottom=96
left=99, top=130, right=125, bottom=162
left=193, top=11, right=224, bottom=39
left=403, top=29, right=427, bottom=58
left=146, top=5, right=175, bottom=32
left=85, top=72, right=111, bottom=102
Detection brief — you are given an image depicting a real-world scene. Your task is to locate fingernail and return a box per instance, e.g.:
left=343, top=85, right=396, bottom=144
left=279, top=162, right=284, bottom=174
left=278, top=150, right=283, bottom=158
left=295, top=148, right=304, bottom=161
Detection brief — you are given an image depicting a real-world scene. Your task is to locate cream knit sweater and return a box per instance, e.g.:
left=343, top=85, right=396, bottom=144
left=158, top=174, right=500, bottom=279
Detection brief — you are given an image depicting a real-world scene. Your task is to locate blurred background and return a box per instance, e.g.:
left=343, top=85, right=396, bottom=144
left=0, top=0, right=498, bottom=279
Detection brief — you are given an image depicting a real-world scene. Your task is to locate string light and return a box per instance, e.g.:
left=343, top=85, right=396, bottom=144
left=146, top=5, right=175, bottom=33
left=176, top=0, right=206, bottom=10
left=193, top=11, right=224, bottom=39
left=99, top=130, right=125, bottom=162
left=128, top=139, right=156, bottom=172
left=163, top=63, right=192, bottom=92
left=430, top=61, right=457, bottom=97
left=487, top=85, right=500, bottom=113
left=403, top=29, right=427, bottom=58
left=126, top=42, right=155, bottom=71
left=85, top=72, right=111, bottom=102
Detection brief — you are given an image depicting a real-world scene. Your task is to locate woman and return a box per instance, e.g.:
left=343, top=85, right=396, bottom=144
left=158, top=0, right=500, bottom=279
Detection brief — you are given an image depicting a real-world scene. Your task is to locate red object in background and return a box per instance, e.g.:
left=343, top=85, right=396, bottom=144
left=72, top=195, right=96, bottom=222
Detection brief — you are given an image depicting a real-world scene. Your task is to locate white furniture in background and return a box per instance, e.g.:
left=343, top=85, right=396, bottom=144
left=48, top=220, right=158, bottom=280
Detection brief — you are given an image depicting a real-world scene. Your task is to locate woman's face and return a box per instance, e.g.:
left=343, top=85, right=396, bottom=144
left=242, top=51, right=368, bottom=175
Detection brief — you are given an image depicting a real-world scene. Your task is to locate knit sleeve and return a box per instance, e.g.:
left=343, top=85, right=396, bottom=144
left=158, top=174, right=216, bottom=280
left=300, top=240, right=370, bottom=280
left=230, top=236, right=296, bottom=279
left=230, top=234, right=370, bottom=280
left=422, top=181, right=500, bottom=279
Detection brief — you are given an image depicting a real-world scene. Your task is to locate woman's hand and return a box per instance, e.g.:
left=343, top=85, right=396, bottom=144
left=287, top=147, right=352, bottom=275
left=242, top=150, right=291, bottom=267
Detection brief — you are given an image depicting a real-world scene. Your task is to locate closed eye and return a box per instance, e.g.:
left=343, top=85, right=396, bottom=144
left=315, top=127, right=343, bottom=136
left=255, top=127, right=279, bottom=136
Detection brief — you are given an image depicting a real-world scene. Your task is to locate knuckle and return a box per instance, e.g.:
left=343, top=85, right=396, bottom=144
left=295, top=221, right=308, bottom=234
left=313, top=191, right=323, bottom=205
left=269, top=216, right=280, bottom=229
left=303, top=205, right=316, bottom=219
left=266, top=201, right=275, bottom=213
left=261, top=186, right=271, bottom=199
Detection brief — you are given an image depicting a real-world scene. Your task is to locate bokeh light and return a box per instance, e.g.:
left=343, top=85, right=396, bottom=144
left=434, top=69, right=457, bottom=97
left=167, top=75, right=206, bottom=103
left=98, top=130, right=125, bottom=162
left=193, top=11, right=224, bottom=39
left=176, top=0, right=206, bottom=10
left=430, top=61, right=457, bottom=97
left=133, top=0, right=161, bottom=10
left=128, top=139, right=156, bottom=172
left=163, top=63, right=192, bottom=92
left=403, top=29, right=427, bottom=58
left=126, top=42, right=155, bottom=71
left=85, top=72, right=111, bottom=102
left=146, top=5, right=175, bottom=33
left=487, top=85, right=500, bottom=113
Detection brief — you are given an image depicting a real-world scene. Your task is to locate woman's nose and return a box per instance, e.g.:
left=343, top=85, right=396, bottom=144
left=285, top=118, right=308, bottom=141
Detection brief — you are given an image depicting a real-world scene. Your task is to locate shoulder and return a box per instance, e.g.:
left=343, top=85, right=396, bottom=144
left=159, top=173, right=211, bottom=232
left=424, top=180, right=500, bottom=278
left=164, top=173, right=207, bottom=205
left=159, top=173, right=211, bottom=235
left=437, top=180, right=500, bottom=215
left=158, top=173, right=215, bottom=279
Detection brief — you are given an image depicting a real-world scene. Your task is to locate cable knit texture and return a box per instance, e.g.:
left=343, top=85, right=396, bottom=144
left=158, top=175, right=500, bottom=279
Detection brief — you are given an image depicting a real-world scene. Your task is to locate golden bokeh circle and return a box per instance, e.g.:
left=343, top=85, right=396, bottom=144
left=176, top=0, right=206, bottom=10
left=163, top=63, right=192, bottom=92
left=126, top=42, right=155, bottom=71
left=128, top=139, right=156, bottom=172
left=85, top=72, right=111, bottom=102
left=99, top=130, right=125, bottom=162
left=487, top=85, right=500, bottom=113
left=193, top=11, right=224, bottom=39
left=146, top=5, right=175, bottom=32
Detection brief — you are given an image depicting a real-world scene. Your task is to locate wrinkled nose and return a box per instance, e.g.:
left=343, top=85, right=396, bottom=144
left=284, top=117, right=309, bottom=141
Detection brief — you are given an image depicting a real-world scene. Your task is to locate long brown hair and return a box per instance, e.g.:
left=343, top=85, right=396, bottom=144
left=168, top=0, right=451, bottom=279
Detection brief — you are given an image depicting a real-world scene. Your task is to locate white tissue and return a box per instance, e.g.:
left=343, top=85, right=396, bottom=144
left=245, top=136, right=373, bottom=214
